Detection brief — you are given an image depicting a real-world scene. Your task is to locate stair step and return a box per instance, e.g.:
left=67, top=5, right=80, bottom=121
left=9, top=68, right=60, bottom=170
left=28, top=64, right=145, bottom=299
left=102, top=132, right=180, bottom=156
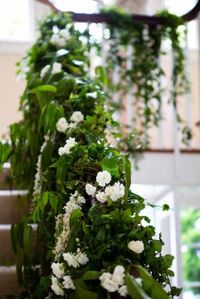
left=0, top=266, right=21, bottom=297
left=0, top=226, right=15, bottom=265
left=0, top=224, right=37, bottom=266
left=0, top=191, right=29, bottom=224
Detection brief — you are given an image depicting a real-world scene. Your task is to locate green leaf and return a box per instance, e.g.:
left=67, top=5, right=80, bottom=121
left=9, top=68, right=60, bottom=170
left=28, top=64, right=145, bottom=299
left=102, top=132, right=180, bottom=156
left=136, top=265, right=168, bottom=299
left=102, top=157, right=119, bottom=178
left=81, top=271, right=100, bottom=281
left=123, top=156, right=131, bottom=199
left=126, top=274, right=151, bottom=299
left=23, top=224, right=32, bottom=258
left=0, top=142, right=11, bottom=165
left=70, top=209, right=84, bottom=229
left=29, top=84, right=57, bottom=93
left=75, top=279, right=98, bottom=299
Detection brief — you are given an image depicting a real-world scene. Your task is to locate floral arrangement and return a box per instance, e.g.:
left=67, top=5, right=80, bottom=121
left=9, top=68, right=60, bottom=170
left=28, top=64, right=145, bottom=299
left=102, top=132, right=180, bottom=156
left=0, top=12, right=182, bottom=298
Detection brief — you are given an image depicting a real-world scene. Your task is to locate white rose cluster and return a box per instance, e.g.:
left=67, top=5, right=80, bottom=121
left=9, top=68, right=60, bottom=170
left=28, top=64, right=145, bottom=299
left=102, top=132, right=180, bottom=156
left=56, top=111, right=84, bottom=134
left=85, top=171, right=125, bottom=204
left=51, top=262, right=65, bottom=279
left=54, top=191, right=85, bottom=258
left=63, top=249, right=89, bottom=268
left=50, top=28, right=70, bottom=48
left=128, top=240, right=144, bottom=254
left=58, top=137, right=77, bottom=156
left=40, top=62, right=62, bottom=79
left=99, top=265, right=128, bottom=297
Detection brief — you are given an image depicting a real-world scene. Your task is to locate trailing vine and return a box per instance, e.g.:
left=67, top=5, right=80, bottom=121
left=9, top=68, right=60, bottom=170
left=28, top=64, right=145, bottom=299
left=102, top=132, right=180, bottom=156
left=100, top=7, right=192, bottom=146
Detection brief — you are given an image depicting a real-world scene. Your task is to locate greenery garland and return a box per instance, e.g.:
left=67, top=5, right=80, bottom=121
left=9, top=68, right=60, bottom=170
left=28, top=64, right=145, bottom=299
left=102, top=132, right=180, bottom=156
left=0, top=12, right=183, bottom=299
left=99, top=7, right=192, bottom=146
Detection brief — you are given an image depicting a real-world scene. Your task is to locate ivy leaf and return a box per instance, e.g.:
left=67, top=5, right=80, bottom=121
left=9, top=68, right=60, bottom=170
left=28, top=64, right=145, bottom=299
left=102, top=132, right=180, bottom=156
left=0, top=142, right=11, bottom=166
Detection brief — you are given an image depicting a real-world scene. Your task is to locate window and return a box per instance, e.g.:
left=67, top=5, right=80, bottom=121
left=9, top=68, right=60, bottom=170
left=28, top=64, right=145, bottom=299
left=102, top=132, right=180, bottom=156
left=0, top=0, right=34, bottom=42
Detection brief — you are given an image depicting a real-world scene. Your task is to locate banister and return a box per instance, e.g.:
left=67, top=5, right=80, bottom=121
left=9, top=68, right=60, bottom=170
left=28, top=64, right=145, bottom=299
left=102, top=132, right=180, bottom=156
left=36, top=0, right=200, bottom=24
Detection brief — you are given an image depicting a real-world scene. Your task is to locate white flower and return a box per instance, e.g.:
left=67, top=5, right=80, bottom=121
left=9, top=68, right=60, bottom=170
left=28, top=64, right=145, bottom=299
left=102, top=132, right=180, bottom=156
left=70, top=111, right=84, bottom=123
left=104, top=185, right=113, bottom=197
left=68, top=122, right=77, bottom=130
left=58, top=147, right=66, bottom=156
left=105, top=183, right=125, bottom=202
left=51, top=262, right=65, bottom=279
left=128, top=240, right=144, bottom=254
left=51, top=276, right=64, bottom=296
left=56, top=117, right=68, bottom=133
left=77, top=195, right=86, bottom=204
left=63, top=253, right=79, bottom=268
left=40, top=64, right=50, bottom=78
left=76, top=251, right=89, bottom=265
left=96, top=191, right=108, bottom=203
left=111, top=182, right=125, bottom=202
left=118, top=285, right=128, bottom=297
left=52, top=62, right=62, bottom=75
left=112, top=265, right=125, bottom=286
left=99, top=272, right=112, bottom=283
left=50, top=33, right=66, bottom=47
left=85, top=184, right=96, bottom=196
left=100, top=273, right=118, bottom=292
left=63, top=275, right=75, bottom=290
left=96, top=170, right=112, bottom=187
left=86, top=91, right=98, bottom=99
left=60, top=28, right=69, bottom=39
left=63, top=251, right=88, bottom=268
left=64, top=137, right=77, bottom=154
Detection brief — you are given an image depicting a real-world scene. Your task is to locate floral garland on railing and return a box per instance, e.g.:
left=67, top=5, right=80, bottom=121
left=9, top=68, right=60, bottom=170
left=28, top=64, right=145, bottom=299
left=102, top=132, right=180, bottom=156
left=0, top=12, right=184, bottom=299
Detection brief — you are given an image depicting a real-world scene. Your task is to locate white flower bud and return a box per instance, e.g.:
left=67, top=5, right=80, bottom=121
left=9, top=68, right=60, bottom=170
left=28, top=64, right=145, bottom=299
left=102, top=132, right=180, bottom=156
left=128, top=240, right=144, bottom=254
left=96, top=170, right=112, bottom=187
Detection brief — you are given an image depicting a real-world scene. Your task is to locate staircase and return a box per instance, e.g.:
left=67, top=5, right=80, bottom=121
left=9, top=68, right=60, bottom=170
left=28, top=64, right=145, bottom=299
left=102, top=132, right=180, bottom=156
left=0, top=166, right=28, bottom=298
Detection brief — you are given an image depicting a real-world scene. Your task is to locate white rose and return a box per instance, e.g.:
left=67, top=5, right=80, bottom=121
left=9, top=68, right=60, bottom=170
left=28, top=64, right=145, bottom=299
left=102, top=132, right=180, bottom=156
left=63, top=137, right=77, bottom=154
left=52, top=62, right=62, bottom=74
left=96, top=191, right=108, bottom=203
left=70, top=111, right=84, bottom=123
left=56, top=117, right=68, bottom=133
left=51, top=276, right=64, bottom=296
left=58, top=147, right=66, bottom=156
left=68, top=122, right=77, bottom=129
left=63, top=253, right=79, bottom=268
left=63, top=275, right=75, bottom=290
left=50, top=33, right=66, bottom=47
left=104, top=185, right=114, bottom=197
left=118, top=285, right=128, bottom=297
left=110, top=182, right=125, bottom=202
left=85, top=184, right=96, bottom=196
left=96, top=170, right=112, bottom=187
left=60, top=28, right=69, bottom=39
left=128, top=240, right=144, bottom=254
left=101, top=279, right=119, bottom=293
left=51, top=262, right=65, bottom=279
left=77, top=195, right=86, bottom=204
left=112, top=265, right=125, bottom=286
left=40, top=64, right=50, bottom=78
left=76, top=252, right=89, bottom=265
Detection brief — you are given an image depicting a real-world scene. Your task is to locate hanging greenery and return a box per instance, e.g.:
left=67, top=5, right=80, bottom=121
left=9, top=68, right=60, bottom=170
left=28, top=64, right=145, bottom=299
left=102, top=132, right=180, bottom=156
left=0, top=12, right=183, bottom=299
left=99, top=7, right=192, bottom=146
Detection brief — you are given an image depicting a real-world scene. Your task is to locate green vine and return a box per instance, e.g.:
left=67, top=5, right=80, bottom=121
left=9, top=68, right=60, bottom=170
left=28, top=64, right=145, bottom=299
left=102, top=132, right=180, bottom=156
left=100, top=7, right=192, bottom=146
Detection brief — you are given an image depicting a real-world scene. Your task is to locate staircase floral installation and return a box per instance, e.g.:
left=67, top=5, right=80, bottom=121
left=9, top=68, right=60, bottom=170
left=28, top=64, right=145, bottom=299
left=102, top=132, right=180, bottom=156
left=0, top=13, right=182, bottom=298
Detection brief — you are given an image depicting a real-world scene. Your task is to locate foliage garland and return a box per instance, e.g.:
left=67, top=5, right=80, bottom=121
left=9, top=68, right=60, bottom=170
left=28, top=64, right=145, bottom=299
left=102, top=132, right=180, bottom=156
left=99, top=8, right=192, bottom=146
left=0, top=8, right=191, bottom=299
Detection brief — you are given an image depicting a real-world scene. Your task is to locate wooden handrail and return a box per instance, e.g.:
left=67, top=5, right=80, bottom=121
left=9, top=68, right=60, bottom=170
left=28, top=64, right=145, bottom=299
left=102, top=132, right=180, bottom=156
left=36, top=0, right=200, bottom=24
